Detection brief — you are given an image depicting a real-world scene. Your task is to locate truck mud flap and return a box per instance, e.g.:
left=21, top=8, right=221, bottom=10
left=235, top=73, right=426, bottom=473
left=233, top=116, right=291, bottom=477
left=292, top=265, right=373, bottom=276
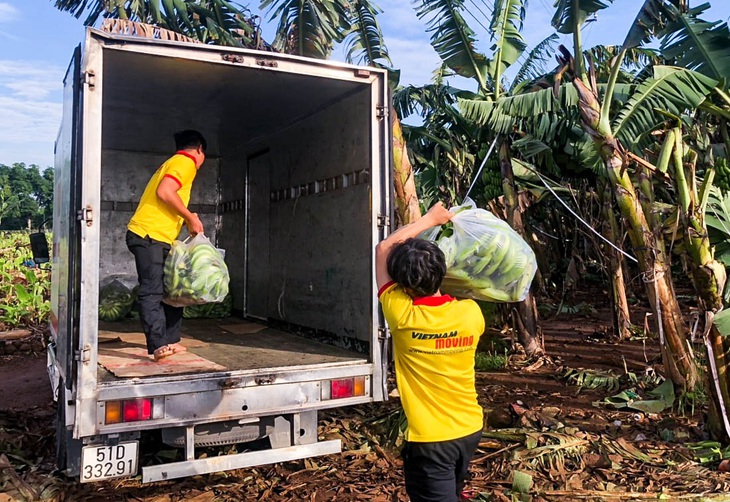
left=141, top=439, right=341, bottom=483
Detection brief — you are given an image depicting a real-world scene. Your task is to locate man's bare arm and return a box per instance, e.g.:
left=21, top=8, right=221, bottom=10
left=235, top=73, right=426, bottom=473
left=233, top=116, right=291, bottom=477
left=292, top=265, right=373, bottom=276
left=375, top=202, right=452, bottom=290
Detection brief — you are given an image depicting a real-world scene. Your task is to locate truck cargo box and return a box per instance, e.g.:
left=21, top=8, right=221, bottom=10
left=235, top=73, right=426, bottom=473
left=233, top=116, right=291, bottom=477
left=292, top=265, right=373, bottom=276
left=49, top=28, right=391, bottom=483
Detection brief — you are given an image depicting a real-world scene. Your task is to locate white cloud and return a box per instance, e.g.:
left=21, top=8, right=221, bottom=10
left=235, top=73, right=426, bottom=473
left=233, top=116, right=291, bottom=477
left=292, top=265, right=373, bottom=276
left=0, top=60, right=64, bottom=166
left=0, top=60, right=63, bottom=96
left=0, top=96, right=61, bottom=143
left=0, top=3, right=18, bottom=23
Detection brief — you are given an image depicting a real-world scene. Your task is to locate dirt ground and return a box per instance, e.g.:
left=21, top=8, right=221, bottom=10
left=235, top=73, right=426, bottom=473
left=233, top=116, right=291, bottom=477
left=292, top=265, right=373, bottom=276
left=2, top=286, right=730, bottom=501
left=0, top=355, right=52, bottom=411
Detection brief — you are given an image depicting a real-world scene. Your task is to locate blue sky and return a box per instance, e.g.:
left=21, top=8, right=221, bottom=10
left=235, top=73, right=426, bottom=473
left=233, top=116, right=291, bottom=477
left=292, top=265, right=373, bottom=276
left=1, top=0, right=728, bottom=167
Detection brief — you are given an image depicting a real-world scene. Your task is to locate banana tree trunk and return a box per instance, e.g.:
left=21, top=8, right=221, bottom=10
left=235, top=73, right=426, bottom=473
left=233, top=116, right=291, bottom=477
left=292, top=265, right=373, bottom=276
left=572, top=77, right=699, bottom=390
left=672, top=145, right=730, bottom=439
left=599, top=182, right=632, bottom=340
left=392, top=115, right=421, bottom=225
left=499, top=141, right=544, bottom=357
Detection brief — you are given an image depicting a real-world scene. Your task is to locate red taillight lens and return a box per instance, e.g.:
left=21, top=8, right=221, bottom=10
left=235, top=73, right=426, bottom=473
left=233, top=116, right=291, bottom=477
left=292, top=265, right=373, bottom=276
left=122, top=399, right=152, bottom=422
left=323, top=377, right=367, bottom=400
left=331, top=379, right=355, bottom=399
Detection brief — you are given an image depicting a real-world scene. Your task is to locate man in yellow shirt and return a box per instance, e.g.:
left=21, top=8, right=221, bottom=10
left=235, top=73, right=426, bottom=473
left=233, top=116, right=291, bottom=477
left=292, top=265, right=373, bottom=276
left=376, top=202, right=485, bottom=502
left=126, top=130, right=206, bottom=361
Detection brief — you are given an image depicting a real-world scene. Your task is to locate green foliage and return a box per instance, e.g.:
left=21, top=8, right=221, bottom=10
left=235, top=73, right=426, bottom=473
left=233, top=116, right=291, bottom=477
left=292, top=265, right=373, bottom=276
left=474, top=350, right=508, bottom=371
left=677, top=385, right=707, bottom=417
left=53, top=0, right=259, bottom=47
left=687, top=440, right=730, bottom=464
left=612, top=66, right=718, bottom=151
left=551, top=0, right=613, bottom=35
left=488, top=0, right=527, bottom=95
left=413, top=0, right=489, bottom=91
left=0, top=164, right=53, bottom=231
left=509, top=34, right=559, bottom=94
left=0, top=232, right=51, bottom=327
left=660, top=3, right=730, bottom=84
left=621, top=0, right=686, bottom=50
left=343, top=0, right=391, bottom=67
left=261, top=0, right=351, bottom=58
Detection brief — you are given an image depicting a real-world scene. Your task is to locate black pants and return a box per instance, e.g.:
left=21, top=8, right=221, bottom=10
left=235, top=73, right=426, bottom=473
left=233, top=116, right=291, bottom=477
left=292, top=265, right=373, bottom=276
left=402, top=429, right=482, bottom=502
left=126, top=230, right=183, bottom=354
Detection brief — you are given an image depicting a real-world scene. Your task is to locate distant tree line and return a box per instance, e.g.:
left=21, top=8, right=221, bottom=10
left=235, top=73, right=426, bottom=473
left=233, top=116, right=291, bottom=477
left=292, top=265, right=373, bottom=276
left=0, top=163, right=53, bottom=231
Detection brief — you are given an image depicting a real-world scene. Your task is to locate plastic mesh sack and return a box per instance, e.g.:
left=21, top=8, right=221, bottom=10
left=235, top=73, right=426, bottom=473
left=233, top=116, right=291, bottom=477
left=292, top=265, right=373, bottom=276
left=424, top=198, right=537, bottom=303
left=163, top=234, right=230, bottom=307
left=98, top=274, right=137, bottom=321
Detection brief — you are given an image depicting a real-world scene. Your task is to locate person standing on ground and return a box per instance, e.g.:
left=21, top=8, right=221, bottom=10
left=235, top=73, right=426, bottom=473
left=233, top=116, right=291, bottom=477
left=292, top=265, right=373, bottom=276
left=375, top=202, right=485, bottom=502
left=126, top=130, right=207, bottom=361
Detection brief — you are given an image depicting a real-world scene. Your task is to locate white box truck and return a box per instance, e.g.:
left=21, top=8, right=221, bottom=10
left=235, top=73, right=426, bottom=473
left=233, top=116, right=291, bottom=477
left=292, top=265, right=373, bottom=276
left=47, top=28, right=392, bottom=484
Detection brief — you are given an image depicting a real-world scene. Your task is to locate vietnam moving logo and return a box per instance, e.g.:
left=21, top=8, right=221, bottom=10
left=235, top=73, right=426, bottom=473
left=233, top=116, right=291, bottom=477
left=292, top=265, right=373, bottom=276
left=411, top=331, right=474, bottom=349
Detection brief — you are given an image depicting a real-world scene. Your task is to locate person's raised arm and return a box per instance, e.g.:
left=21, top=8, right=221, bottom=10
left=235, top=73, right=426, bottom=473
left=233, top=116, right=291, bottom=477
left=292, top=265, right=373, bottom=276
left=156, top=178, right=204, bottom=235
left=375, top=202, right=452, bottom=290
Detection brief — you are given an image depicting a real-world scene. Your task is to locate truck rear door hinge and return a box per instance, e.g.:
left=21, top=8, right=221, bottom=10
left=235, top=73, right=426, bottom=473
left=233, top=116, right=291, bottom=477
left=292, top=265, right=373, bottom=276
left=377, top=214, right=390, bottom=229
left=82, top=70, right=96, bottom=90
left=255, top=58, right=277, bottom=68
left=376, top=106, right=387, bottom=119
left=77, top=204, right=93, bottom=227
left=75, top=344, right=92, bottom=364
left=378, top=327, right=389, bottom=340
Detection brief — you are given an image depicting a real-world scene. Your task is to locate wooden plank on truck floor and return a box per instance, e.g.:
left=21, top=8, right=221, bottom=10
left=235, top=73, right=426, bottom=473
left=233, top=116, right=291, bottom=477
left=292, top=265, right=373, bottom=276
left=98, top=346, right=226, bottom=378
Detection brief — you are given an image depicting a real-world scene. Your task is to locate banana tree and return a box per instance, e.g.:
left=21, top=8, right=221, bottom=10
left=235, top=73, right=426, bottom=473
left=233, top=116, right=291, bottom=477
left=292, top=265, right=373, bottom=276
left=342, top=0, right=422, bottom=225
left=651, top=3, right=730, bottom=440
left=53, top=0, right=261, bottom=46
left=260, top=0, right=351, bottom=58
left=406, top=0, right=550, bottom=356
left=561, top=0, right=719, bottom=393
left=460, top=0, right=721, bottom=392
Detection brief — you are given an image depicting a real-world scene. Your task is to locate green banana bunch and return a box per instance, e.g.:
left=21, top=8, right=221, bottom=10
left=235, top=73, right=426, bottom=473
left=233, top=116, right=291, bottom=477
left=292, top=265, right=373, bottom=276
left=98, top=291, right=135, bottom=321
left=183, top=294, right=233, bottom=319
left=163, top=238, right=230, bottom=307
left=482, top=168, right=503, bottom=202
left=714, top=158, right=730, bottom=194
left=430, top=205, right=537, bottom=303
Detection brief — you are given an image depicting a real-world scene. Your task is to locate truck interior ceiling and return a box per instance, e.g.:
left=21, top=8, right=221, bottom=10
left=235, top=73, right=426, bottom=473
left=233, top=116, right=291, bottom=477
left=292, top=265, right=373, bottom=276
left=96, top=48, right=375, bottom=380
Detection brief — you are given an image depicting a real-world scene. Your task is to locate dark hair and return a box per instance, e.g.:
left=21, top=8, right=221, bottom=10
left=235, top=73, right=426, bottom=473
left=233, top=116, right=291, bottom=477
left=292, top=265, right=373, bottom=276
left=387, top=238, right=446, bottom=297
left=174, top=130, right=207, bottom=152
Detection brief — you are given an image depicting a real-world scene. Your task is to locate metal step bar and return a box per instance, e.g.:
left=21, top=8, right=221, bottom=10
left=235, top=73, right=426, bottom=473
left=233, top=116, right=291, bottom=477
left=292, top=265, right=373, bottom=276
left=141, top=439, right=342, bottom=483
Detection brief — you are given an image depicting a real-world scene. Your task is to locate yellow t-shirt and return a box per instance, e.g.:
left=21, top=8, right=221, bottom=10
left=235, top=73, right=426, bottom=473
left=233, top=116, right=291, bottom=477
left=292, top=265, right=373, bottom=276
left=128, top=152, right=198, bottom=244
left=379, top=282, right=485, bottom=442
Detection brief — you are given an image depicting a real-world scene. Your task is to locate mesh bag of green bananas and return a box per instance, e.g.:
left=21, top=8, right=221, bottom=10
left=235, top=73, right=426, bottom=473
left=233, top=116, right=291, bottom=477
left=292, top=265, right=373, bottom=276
left=163, top=234, right=230, bottom=307
left=98, top=275, right=138, bottom=321
left=422, top=198, right=537, bottom=303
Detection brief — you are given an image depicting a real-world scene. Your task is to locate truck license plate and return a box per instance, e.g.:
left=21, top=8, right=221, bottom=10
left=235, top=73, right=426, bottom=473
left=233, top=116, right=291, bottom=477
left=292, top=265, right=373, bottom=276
left=81, top=442, right=139, bottom=482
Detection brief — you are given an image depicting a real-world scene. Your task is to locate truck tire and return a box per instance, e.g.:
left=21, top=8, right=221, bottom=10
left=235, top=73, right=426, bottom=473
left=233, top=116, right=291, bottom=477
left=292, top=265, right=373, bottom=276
left=162, top=417, right=276, bottom=448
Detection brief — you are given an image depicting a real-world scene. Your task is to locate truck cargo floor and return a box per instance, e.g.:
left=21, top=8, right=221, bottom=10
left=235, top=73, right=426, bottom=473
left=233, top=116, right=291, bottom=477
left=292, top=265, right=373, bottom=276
left=96, top=318, right=367, bottom=382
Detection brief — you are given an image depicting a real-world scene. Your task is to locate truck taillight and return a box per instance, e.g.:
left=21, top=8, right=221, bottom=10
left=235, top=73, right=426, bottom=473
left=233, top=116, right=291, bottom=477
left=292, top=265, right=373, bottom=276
left=322, top=376, right=367, bottom=400
left=105, top=399, right=153, bottom=424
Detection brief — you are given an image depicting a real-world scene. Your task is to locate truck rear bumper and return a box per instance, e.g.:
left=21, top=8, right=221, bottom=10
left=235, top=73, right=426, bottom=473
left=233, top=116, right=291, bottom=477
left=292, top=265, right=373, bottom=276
left=141, top=439, right=341, bottom=483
